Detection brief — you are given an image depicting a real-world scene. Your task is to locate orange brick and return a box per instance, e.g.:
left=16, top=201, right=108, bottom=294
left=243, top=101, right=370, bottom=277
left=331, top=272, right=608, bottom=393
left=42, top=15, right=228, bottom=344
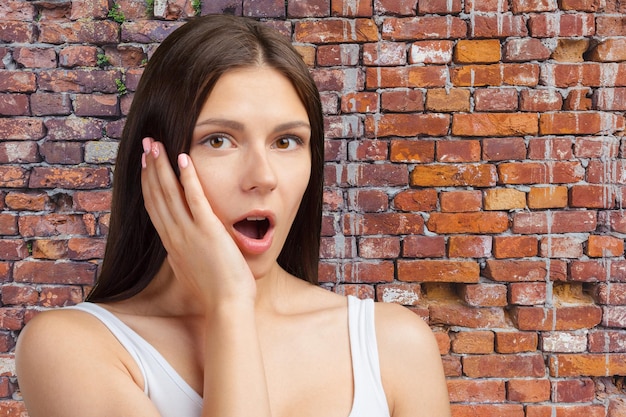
left=549, top=353, right=626, bottom=377
left=398, top=260, right=480, bottom=283
left=587, top=235, right=624, bottom=257
left=451, top=64, right=503, bottom=86
left=411, top=164, right=496, bottom=187
left=507, top=379, right=551, bottom=402
left=540, top=112, right=625, bottom=135
left=343, top=213, right=424, bottom=235
left=425, top=88, right=470, bottom=112
left=483, top=188, right=526, bottom=211
left=528, top=186, right=568, bottom=209
left=451, top=330, right=494, bottom=354
left=393, top=189, right=438, bottom=212
left=427, top=212, right=508, bottom=234
left=451, top=404, right=524, bottom=417
left=389, top=139, right=435, bottom=163
left=452, top=113, right=538, bottom=136
left=436, top=140, right=481, bottom=163
left=454, top=39, right=501, bottom=63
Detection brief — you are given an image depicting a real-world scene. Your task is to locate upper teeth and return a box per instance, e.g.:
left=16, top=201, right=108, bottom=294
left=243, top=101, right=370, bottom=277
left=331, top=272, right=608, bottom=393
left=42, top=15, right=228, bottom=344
left=247, top=216, right=266, bottom=221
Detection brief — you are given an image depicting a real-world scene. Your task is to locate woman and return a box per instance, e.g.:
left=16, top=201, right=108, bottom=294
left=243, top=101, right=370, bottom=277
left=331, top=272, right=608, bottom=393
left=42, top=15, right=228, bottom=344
left=16, top=15, right=451, bottom=417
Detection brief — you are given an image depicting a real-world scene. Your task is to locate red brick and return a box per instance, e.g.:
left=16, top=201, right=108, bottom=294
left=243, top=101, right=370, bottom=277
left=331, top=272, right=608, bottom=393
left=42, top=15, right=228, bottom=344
left=0, top=214, right=18, bottom=236
left=0, top=118, right=44, bottom=140
left=448, top=236, right=492, bottom=258
left=460, top=283, right=507, bottom=307
left=28, top=167, right=111, bottom=189
left=451, top=64, right=502, bottom=86
left=509, top=282, right=547, bottom=305
left=45, top=118, right=105, bottom=141
left=463, top=353, right=545, bottom=378
left=317, top=44, right=360, bottom=67
left=389, top=139, right=434, bottom=163
left=472, top=14, right=528, bottom=38
left=425, top=88, right=470, bottom=112
left=603, top=306, right=626, bottom=328
left=498, top=161, right=584, bottom=184
left=376, top=282, right=421, bottom=305
left=588, top=330, right=626, bottom=353
left=560, top=0, right=601, bottom=11
left=528, top=404, right=606, bottom=417
left=393, top=189, right=438, bottom=212
left=409, top=40, right=453, bottom=64
left=39, top=21, right=119, bottom=45
left=69, top=0, right=109, bottom=19
left=503, top=63, right=541, bottom=86
left=411, top=164, right=496, bottom=187
left=507, top=379, right=550, bottom=402
left=0, top=142, right=39, bottom=164
left=30, top=93, right=72, bottom=116
left=0, top=71, right=36, bottom=93
left=451, top=331, right=494, bottom=354
left=365, top=113, right=449, bottom=137
left=540, top=236, right=584, bottom=258
left=570, top=260, right=607, bottom=282
left=381, top=16, right=467, bottom=40
left=586, top=160, right=626, bottom=184
left=503, top=38, right=551, bottom=62
left=520, top=89, right=563, bottom=111
left=324, top=115, right=361, bottom=139
left=418, top=0, right=461, bottom=13
left=484, top=260, right=547, bottom=282
left=294, top=19, right=377, bottom=43
left=0, top=21, right=34, bottom=43
left=287, top=0, right=329, bottom=17
left=13, top=260, right=96, bottom=285
left=495, top=331, right=538, bottom=353
left=588, top=39, right=626, bottom=62
left=493, top=236, right=538, bottom=258
left=540, top=112, right=624, bottom=135
left=528, top=138, right=574, bottom=160
left=448, top=379, right=504, bottom=403
left=366, top=66, right=447, bottom=89
left=348, top=139, right=387, bottom=161
left=121, top=21, right=185, bottom=43
left=38, top=69, right=121, bottom=94
left=430, top=303, right=506, bottom=327
left=331, top=0, right=372, bottom=16
left=38, top=285, right=83, bottom=307
left=511, top=305, right=602, bottom=331
left=32, top=239, right=67, bottom=260
left=594, top=88, right=626, bottom=111
left=575, top=137, right=620, bottom=159
left=549, top=353, right=626, bottom=377
left=0, top=94, right=29, bottom=116
left=345, top=189, right=387, bottom=213
left=553, top=378, right=595, bottom=402
left=483, top=188, right=526, bottom=211
left=398, top=260, right=479, bottom=283
left=427, top=212, right=508, bottom=234
left=440, top=190, right=482, bottom=213
left=67, top=237, right=106, bottom=260
left=380, top=89, right=424, bottom=112
left=374, top=0, right=417, bottom=15
left=343, top=213, right=424, bottom=235
left=454, top=39, right=501, bottom=64
left=482, top=137, right=526, bottom=161
left=362, top=42, right=406, bottom=66
left=1, top=285, right=38, bottom=306
left=343, top=261, right=394, bottom=283
left=450, top=404, right=524, bottom=417
left=13, top=47, right=57, bottom=69
left=0, top=239, right=28, bottom=261
left=529, top=13, right=595, bottom=37
left=40, top=141, right=83, bottom=165
left=358, top=236, right=400, bottom=258
left=0, top=166, right=28, bottom=187
left=402, top=235, right=446, bottom=258
left=593, top=283, right=626, bottom=305
left=452, top=113, right=538, bottom=136
left=474, top=88, right=518, bottom=111
left=436, top=140, right=481, bottom=163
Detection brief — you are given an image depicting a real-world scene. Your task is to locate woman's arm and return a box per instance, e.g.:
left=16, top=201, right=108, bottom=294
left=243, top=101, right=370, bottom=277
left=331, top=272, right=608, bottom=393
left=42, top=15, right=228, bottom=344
left=140, top=138, right=272, bottom=417
left=16, top=309, right=162, bottom=417
left=376, top=303, right=452, bottom=417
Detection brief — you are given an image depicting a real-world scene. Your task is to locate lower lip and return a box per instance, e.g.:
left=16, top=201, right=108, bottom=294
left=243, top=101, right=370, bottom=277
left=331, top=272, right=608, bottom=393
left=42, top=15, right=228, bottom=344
left=232, top=226, right=275, bottom=255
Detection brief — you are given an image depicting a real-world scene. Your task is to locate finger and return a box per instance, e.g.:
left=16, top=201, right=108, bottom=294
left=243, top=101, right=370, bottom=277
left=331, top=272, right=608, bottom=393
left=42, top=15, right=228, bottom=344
left=177, top=153, right=219, bottom=229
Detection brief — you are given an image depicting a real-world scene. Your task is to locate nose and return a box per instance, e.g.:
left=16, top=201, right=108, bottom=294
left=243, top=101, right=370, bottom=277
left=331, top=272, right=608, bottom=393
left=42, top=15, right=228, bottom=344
left=240, top=146, right=278, bottom=193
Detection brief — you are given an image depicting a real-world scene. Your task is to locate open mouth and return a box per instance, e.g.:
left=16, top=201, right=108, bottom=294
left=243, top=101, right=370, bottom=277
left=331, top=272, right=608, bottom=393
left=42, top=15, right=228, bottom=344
left=233, top=217, right=270, bottom=240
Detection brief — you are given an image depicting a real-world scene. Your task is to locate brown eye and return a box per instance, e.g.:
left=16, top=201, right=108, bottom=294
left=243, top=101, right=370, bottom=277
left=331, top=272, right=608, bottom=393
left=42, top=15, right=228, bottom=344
left=274, top=137, right=301, bottom=150
left=205, top=135, right=233, bottom=149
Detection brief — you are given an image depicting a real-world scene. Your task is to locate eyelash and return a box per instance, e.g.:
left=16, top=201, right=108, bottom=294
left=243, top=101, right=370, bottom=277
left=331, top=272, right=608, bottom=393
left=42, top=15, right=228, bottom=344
left=200, top=134, right=305, bottom=149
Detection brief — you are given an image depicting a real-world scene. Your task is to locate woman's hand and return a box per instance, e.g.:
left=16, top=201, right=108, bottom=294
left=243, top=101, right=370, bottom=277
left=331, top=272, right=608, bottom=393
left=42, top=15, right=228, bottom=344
left=140, top=137, right=257, bottom=308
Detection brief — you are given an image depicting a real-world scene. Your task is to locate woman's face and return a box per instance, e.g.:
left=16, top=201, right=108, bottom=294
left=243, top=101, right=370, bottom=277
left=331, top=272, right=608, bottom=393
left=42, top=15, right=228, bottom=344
left=189, top=66, right=312, bottom=279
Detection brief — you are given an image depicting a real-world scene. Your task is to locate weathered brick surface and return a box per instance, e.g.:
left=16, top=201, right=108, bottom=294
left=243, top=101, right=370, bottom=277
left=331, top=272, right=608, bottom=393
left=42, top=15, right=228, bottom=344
left=1, top=2, right=625, bottom=416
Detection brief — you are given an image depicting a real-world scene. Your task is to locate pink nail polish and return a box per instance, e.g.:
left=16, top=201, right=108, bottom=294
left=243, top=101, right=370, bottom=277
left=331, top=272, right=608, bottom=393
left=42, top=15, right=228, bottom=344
left=142, top=138, right=151, bottom=154
left=151, top=143, right=159, bottom=158
left=141, top=153, right=146, bottom=169
left=178, top=154, right=188, bottom=169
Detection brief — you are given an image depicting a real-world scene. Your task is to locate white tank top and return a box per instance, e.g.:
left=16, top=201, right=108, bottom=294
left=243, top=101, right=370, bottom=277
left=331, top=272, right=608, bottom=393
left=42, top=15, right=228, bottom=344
left=68, top=296, right=390, bottom=417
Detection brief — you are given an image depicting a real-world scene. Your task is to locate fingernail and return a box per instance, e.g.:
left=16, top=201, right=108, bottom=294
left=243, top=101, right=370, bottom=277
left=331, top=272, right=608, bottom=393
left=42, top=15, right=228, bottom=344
left=151, top=142, right=159, bottom=158
left=142, top=138, right=151, bottom=154
left=178, top=154, right=189, bottom=169
left=141, top=153, right=146, bottom=169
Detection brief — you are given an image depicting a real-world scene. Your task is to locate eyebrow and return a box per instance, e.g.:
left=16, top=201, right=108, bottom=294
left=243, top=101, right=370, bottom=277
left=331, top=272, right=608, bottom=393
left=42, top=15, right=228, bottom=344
left=195, top=118, right=311, bottom=134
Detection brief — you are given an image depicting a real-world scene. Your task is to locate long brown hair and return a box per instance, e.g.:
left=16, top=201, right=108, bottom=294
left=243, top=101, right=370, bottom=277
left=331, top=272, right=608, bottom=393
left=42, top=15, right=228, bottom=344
left=87, top=15, right=324, bottom=302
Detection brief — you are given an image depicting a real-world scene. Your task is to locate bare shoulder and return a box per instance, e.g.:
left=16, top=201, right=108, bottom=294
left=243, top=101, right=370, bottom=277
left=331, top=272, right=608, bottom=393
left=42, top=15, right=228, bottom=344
left=373, top=302, right=451, bottom=417
left=16, top=307, right=157, bottom=417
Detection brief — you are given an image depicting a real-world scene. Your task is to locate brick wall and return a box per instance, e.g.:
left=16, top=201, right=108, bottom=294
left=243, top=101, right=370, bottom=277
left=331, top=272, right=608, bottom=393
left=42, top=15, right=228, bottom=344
left=1, top=0, right=625, bottom=415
